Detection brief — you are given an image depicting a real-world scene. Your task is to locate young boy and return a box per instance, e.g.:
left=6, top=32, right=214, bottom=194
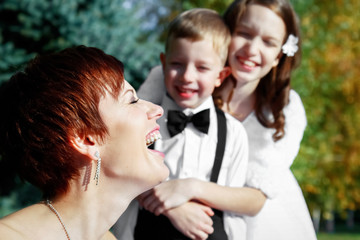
left=113, top=8, right=248, bottom=240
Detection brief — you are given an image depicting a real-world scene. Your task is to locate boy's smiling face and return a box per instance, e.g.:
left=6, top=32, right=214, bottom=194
left=161, top=37, right=229, bottom=109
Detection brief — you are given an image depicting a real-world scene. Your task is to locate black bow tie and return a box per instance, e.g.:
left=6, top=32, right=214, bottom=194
left=167, top=109, right=210, bottom=137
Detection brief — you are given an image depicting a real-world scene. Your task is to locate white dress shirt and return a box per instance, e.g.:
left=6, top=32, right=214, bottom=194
left=154, top=94, right=249, bottom=240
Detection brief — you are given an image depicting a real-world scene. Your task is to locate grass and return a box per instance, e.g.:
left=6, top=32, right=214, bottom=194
left=317, top=233, right=360, bottom=240
left=317, top=223, right=360, bottom=240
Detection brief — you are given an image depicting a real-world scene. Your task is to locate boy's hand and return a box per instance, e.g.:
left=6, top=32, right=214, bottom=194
left=164, top=201, right=214, bottom=240
left=138, top=178, right=197, bottom=215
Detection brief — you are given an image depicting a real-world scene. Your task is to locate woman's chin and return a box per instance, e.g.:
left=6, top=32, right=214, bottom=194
left=144, top=150, right=169, bottom=186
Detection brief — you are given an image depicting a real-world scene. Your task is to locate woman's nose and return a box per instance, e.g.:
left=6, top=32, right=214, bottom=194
left=244, top=39, right=260, bottom=56
left=147, top=101, right=163, bottom=120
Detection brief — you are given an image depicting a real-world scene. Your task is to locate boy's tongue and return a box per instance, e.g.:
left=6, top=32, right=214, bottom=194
left=177, top=87, right=197, bottom=99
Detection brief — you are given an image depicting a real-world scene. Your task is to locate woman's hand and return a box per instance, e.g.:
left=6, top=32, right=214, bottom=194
left=164, top=201, right=214, bottom=240
left=138, top=178, right=198, bottom=215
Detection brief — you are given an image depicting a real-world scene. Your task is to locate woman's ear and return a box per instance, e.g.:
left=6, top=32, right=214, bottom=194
left=70, top=134, right=98, bottom=161
left=272, top=52, right=283, bottom=67
left=215, top=66, right=232, bottom=87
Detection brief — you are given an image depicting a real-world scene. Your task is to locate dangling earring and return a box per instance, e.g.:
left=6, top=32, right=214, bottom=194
left=94, top=151, right=101, bottom=185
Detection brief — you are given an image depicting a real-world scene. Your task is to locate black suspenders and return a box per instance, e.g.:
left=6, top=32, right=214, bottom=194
left=211, top=107, right=227, bottom=183
left=134, top=108, right=228, bottom=240
left=207, top=107, right=228, bottom=240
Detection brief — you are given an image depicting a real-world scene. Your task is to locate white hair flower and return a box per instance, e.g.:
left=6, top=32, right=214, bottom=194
left=282, top=34, right=298, bottom=57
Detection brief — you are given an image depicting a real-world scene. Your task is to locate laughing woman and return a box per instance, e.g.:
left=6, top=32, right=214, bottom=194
left=0, top=46, right=169, bottom=240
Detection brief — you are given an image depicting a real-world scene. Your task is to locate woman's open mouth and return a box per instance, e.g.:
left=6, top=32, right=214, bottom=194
left=146, top=130, right=161, bottom=147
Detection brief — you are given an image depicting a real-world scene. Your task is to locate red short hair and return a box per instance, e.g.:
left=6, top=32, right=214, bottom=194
left=0, top=46, right=124, bottom=198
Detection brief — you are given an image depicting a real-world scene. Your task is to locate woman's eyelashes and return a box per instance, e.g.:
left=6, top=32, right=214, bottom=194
left=130, top=98, right=140, bottom=104
left=236, top=30, right=251, bottom=39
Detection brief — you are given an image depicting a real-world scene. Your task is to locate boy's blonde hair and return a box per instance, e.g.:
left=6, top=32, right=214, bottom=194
left=165, top=8, right=231, bottom=66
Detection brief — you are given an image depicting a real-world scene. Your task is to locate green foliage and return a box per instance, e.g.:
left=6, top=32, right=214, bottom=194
left=139, top=0, right=233, bottom=42
left=0, top=0, right=163, bottom=88
left=290, top=0, right=360, bottom=220
left=0, top=179, right=41, bottom=217
left=175, top=0, right=233, bottom=13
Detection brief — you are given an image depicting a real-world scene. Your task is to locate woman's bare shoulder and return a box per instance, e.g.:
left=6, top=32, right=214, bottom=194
left=0, top=204, right=45, bottom=240
left=103, top=230, right=117, bottom=240
left=0, top=219, right=27, bottom=239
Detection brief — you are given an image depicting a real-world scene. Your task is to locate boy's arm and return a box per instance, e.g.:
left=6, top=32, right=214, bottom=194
left=141, top=178, right=265, bottom=217
left=137, top=178, right=195, bottom=214
left=186, top=113, right=265, bottom=216
left=138, top=186, right=215, bottom=240
left=164, top=201, right=214, bottom=240
left=188, top=180, right=266, bottom=216
left=139, top=118, right=266, bottom=217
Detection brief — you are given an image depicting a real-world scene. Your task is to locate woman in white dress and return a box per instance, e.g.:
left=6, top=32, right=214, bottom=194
left=212, top=0, right=317, bottom=239
left=0, top=46, right=169, bottom=240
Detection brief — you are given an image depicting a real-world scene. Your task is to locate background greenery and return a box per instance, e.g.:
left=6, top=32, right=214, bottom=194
left=1, top=0, right=359, bottom=236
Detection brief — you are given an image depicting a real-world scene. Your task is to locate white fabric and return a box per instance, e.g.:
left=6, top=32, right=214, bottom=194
left=113, top=66, right=249, bottom=240
left=243, top=90, right=317, bottom=240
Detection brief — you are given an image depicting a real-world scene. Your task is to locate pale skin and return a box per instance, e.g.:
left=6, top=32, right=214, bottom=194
left=222, top=3, right=285, bottom=122
left=0, top=190, right=119, bottom=240
left=138, top=3, right=287, bottom=240
left=0, top=82, right=167, bottom=240
left=0, top=161, right=125, bottom=240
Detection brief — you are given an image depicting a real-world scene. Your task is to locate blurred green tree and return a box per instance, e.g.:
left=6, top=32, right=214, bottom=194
left=291, top=0, right=360, bottom=230
left=0, top=0, right=162, bottom=89
left=136, top=0, right=233, bottom=42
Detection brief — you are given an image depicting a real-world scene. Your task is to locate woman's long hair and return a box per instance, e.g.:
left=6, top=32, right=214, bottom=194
left=214, top=0, right=302, bottom=141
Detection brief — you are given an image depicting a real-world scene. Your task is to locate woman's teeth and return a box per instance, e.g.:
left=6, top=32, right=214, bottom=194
left=146, top=131, right=161, bottom=146
left=240, top=59, right=256, bottom=67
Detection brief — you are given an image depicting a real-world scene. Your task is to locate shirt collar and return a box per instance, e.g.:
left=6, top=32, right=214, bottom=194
left=161, top=94, right=214, bottom=116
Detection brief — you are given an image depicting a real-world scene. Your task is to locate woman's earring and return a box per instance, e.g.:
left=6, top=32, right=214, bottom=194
left=94, top=151, right=101, bottom=185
